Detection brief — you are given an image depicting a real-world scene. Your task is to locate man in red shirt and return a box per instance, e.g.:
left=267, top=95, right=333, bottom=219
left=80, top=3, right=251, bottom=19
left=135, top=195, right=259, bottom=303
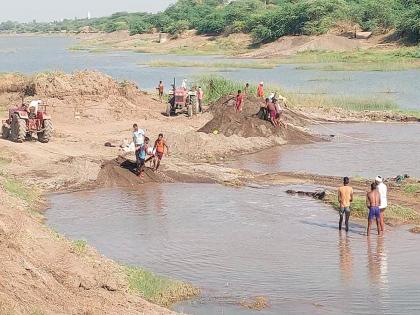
left=257, top=82, right=264, bottom=98
left=235, top=90, right=244, bottom=112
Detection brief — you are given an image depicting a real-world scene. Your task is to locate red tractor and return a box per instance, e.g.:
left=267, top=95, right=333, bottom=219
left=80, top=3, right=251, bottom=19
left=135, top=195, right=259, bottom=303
left=166, top=88, right=197, bottom=116
left=2, top=103, right=53, bottom=143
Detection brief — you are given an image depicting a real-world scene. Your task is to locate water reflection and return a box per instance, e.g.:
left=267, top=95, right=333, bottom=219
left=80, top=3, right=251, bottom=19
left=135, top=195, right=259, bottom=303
left=338, top=232, right=352, bottom=283
left=366, top=236, right=389, bottom=288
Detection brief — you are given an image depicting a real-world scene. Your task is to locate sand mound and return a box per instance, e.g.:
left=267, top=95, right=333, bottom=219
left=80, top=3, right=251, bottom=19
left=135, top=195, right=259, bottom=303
left=198, top=95, right=317, bottom=144
left=243, top=34, right=368, bottom=58
left=0, top=71, right=160, bottom=122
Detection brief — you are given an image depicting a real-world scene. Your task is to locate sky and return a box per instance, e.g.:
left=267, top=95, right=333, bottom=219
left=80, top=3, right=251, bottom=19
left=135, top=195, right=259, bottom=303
left=1, top=0, right=176, bottom=22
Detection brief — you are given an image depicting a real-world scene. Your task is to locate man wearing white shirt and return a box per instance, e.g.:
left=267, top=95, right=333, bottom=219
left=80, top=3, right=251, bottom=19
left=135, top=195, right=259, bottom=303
left=375, top=176, right=387, bottom=233
left=132, top=123, right=145, bottom=169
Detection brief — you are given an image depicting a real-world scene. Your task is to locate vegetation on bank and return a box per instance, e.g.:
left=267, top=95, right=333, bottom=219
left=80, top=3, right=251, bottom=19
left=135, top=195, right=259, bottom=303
left=145, top=59, right=277, bottom=69
left=1, top=0, right=419, bottom=43
left=124, top=266, right=199, bottom=307
left=195, top=75, right=418, bottom=114
left=326, top=194, right=420, bottom=224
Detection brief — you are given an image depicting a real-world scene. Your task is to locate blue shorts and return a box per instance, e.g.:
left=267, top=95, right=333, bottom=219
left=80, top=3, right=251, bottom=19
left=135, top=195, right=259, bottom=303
left=368, top=206, right=380, bottom=221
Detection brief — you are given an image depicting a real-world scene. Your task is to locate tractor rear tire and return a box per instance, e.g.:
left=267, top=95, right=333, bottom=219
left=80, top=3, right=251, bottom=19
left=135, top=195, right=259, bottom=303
left=38, top=119, right=53, bottom=143
left=11, top=115, right=26, bottom=143
left=1, top=125, right=10, bottom=140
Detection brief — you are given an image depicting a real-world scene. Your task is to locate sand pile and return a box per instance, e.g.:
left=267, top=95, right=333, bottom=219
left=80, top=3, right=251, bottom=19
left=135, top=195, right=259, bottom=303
left=199, top=95, right=317, bottom=144
left=0, top=71, right=159, bottom=122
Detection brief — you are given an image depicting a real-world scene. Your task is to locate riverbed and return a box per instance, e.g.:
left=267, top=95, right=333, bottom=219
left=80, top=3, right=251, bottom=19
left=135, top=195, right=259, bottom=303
left=0, top=35, right=419, bottom=109
left=46, top=184, right=420, bottom=315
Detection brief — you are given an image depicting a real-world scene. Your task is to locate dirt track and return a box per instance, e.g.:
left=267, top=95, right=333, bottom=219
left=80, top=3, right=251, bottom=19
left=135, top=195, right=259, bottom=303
left=0, top=71, right=418, bottom=314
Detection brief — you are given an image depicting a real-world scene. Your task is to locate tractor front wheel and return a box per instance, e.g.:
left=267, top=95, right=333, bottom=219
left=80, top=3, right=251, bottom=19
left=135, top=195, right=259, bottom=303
left=1, top=124, right=10, bottom=140
left=38, top=119, right=53, bottom=143
left=11, top=114, right=26, bottom=143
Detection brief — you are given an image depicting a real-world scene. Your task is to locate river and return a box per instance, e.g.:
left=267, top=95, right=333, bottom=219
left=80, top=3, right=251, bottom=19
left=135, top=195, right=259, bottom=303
left=0, top=35, right=419, bottom=109
left=46, top=184, right=420, bottom=315
left=230, top=122, right=420, bottom=178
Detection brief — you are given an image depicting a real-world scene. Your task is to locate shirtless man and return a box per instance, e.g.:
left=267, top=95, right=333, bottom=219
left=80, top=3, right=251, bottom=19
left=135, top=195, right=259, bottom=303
left=366, top=182, right=381, bottom=236
left=266, top=100, right=279, bottom=127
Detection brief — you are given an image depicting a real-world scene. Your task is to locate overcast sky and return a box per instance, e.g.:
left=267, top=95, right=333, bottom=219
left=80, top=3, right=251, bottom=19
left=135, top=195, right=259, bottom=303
left=1, top=0, right=176, bottom=22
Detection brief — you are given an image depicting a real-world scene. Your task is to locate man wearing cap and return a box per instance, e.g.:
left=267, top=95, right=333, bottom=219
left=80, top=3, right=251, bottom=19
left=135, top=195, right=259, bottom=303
left=375, top=176, right=387, bottom=233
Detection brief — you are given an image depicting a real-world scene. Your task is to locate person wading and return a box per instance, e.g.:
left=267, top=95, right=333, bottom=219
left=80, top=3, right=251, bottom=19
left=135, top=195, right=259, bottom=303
left=375, top=176, right=387, bottom=234
left=366, top=182, right=381, bottom=236
left=338, top=177, right=353, bottom=232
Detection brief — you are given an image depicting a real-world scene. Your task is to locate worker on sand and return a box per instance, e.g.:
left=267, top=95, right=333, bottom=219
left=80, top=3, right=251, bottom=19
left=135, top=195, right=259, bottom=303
left=153, top=133, right=169, bottom=172
left=132, top=124, right=145, bottom=172
left=157, top=81, right=164, bottom=103
left=257, top=82, right=264, bottom=98
left=137, top=137, right=150, bottom=177
left=182, top=78, right=187, bottom=90
left=197, top=87, right=204, bottom=113
left=366, top=182, right=381, bottom=236
left=244, top=83, right=250, bottom=95
left=266, top=99, right=279, bottom=127
left=235, top=90, right=244, bottom=113
left=375, top=176, right=387, bottom=234
left=338, top=177, right=353, bottom=232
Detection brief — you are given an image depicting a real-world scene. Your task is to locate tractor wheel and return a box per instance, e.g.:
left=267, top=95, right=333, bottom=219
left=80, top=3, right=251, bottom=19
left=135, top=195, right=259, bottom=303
left=1, top=124, right=10, bottom=140
left=11, top=114, right=26, bottom=143
left=38, top=119, right=53, bottom=143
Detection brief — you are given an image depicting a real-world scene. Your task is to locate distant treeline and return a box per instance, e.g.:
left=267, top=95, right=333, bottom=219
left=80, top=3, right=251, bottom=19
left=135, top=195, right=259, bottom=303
left=1, top=0, right=419, bottom=43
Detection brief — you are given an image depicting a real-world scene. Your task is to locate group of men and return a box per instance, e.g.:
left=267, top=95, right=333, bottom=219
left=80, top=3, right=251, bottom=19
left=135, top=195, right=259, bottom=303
left=132, top=124, right=169, bottom=177
left=338, top=176, right=387, bottom=236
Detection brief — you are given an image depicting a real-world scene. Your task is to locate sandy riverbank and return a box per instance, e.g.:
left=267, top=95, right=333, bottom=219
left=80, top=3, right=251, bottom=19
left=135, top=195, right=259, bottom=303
left=0, top=70, right=419, bottom=314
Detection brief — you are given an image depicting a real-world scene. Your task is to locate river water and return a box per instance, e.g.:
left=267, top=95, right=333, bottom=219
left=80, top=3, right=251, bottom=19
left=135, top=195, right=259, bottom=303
left=230, top=122, right=420, bottom=179
left=46, top=184, right=420, bottom=315
left=0, top=35, right=419, bottom=109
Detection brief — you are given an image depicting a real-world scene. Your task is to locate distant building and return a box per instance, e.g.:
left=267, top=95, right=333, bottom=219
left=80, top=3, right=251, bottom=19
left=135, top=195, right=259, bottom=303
left=87, top=11, right=91, bottom=20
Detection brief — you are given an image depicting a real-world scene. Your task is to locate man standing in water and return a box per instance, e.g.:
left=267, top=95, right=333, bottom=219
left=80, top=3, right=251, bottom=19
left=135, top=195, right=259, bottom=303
left=338, top=177, right=353, bottom=232
left=375, top=176, right=387, bottom=234
left=366, top=182, right=381, bottom=236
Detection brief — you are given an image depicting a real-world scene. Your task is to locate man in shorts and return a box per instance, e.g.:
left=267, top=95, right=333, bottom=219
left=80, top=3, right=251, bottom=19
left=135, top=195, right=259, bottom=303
left=375, top=175, right=387, bottom=234
left=153, top=133, right=169, bottom=171
left=137, top=137, right=150, bottom=177
left=266, top=100, right=278, bottom=127
left=338, top=177, right=353, bottom=232
left=366, top=182, right=381, bottom=236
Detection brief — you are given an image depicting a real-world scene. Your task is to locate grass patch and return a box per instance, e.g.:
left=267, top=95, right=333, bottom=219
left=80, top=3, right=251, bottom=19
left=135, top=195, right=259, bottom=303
left=281, top=47, right=420, bottom=71
left=124, top=266, right=199, bottom=307
left=1, top=177, right=39, bottom=205
left=195, top=75, right=408, bottom=113
left=403, top=183, right=420, bottom=195
left=327, top=193, right=420, bottom=224
left=145, top=60, right=276, bottom=69
left=72, top=240, right=87, bottom=255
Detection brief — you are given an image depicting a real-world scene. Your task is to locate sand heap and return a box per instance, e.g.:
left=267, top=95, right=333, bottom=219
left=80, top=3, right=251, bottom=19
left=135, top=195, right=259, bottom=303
left=199, top=95, right=317, bottom=144
left=0, top=71, right=159, bottom=122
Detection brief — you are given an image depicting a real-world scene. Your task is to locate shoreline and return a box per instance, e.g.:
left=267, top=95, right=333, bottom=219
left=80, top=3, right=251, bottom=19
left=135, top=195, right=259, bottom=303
left=0, top=69, right=419, bottom=314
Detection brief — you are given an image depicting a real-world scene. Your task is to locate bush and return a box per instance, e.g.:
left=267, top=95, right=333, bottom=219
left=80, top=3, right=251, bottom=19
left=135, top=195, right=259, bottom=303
left=396, top=2, right=420, bottom=42
left=129, top=20, right=151, bottom=35
left=165, top=20, right=190, bottom=36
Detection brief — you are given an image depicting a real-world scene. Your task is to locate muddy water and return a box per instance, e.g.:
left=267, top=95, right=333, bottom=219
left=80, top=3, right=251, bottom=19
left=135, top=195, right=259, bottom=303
left=46, top=184, right=420, bottom=315
left=1, top=35, right=419, bottom=109
left=230, top=122, right=420, bottom=178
